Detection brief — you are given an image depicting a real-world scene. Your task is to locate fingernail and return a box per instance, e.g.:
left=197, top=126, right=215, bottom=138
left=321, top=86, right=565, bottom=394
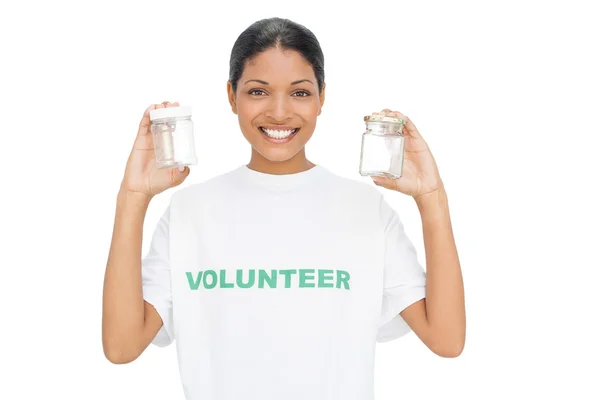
left=178, top=166, right=185, bottom=172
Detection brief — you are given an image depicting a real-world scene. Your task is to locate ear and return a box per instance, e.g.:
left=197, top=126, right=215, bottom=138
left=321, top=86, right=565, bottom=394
left=227, top=80, right=237, bottom=114
left=318, top=82, right=326, bottom=116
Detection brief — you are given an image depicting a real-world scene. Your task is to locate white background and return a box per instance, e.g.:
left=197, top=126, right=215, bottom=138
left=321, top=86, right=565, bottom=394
left=2, top=0, right=599, bottom=398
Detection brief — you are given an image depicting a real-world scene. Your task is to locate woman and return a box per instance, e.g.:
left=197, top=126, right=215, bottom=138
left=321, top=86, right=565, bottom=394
left=102, top=17, right=465, bottom=400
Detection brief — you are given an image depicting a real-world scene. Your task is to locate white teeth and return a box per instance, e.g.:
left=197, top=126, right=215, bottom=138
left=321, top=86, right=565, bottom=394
left=261, top=127, right=298, bottom=139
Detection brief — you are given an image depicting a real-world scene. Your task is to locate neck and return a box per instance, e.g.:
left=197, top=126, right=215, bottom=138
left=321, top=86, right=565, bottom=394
left=247, top=148, right=316, bottom=175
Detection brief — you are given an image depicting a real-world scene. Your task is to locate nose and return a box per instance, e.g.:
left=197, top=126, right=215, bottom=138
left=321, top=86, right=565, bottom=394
left=264, top=92, right=292, bottom=121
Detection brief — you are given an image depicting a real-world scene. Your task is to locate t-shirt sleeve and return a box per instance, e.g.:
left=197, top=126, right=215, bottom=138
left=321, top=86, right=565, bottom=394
left=141, top=204, right=174, bottom=347
left=377, top=195, right=427, bottom=343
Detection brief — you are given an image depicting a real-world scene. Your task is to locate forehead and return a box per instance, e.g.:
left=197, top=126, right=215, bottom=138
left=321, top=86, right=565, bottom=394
left=242, top=48, right=315, bottom=81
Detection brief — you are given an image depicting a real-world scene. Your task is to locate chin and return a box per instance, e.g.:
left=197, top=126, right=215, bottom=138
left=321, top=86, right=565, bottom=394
left=255, top=146, right=302, bottom=162
left=243, top=129, right=311, bottom=159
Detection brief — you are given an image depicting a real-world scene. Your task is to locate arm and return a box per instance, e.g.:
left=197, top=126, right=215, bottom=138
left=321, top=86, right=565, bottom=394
left=400, top=187, right=466, bottom=358
left=102, top=190, right=164, bottom=364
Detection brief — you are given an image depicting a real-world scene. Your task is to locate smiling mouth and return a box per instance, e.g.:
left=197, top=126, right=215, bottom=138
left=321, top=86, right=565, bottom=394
left=259, top=126, right=300, bottom=139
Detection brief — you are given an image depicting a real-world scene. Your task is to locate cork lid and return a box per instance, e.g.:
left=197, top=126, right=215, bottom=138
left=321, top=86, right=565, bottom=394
left=364, top=115, right=406, bottom=124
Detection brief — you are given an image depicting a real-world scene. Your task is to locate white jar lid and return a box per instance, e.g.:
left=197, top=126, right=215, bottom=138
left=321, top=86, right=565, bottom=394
left=150, top=106, right=192, bottom=121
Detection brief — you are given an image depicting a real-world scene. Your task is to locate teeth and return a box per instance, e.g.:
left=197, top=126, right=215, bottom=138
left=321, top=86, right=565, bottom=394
left=261, top=127, right=298, bottom=139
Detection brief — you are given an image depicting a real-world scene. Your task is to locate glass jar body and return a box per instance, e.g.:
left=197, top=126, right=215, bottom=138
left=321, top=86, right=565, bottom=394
left=359, top=121, right=405, bottom=179
left=150, top=116, right=198, bottom=169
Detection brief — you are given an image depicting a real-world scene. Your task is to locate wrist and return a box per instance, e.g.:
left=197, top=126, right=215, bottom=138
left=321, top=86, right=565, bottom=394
left=414, top=186, right=447, bottom=212
left=117, top=189, right=153, bottom=208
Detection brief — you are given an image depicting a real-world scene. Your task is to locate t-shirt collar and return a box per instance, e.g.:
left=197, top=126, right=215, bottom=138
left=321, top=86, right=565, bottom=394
left=237, top=163, right=326, bottom=189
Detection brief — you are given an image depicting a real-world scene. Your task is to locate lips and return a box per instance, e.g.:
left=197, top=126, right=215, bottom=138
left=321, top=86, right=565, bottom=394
left=260, top=125, right=298, bottom=131
left=259, top=127, right=299, bottom=135
left=259, top=125, right=300, bottom=143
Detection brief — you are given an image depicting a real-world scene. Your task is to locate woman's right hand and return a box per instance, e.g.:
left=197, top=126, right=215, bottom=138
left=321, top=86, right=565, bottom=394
left=119, top=101, right=191, bottom=200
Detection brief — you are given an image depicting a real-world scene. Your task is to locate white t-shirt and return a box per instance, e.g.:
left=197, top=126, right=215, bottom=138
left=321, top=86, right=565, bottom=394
left=141, top=163, right=426, bottom=400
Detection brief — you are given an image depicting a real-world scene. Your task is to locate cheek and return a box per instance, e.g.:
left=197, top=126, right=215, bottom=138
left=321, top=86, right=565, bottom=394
left=299, top=100, right=321, bottom=119
left=236, top=102, right=258, bottom=124
left=239, top=99, right=258, bottom=110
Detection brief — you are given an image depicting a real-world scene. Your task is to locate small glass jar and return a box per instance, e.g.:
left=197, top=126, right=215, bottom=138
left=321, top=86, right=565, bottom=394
left=149, top=106, right=198, bottom=169
left=359, top=115, right=406, bottom=179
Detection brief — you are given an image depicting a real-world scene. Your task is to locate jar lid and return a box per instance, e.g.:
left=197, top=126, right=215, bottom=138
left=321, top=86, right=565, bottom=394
left=150, top=106, right=192, bottom=121
left=364, top=115, right=405, bottom=124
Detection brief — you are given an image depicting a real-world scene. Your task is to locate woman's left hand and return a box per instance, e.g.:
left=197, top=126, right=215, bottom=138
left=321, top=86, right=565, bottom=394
left=370, top=109, right=444, bottom=199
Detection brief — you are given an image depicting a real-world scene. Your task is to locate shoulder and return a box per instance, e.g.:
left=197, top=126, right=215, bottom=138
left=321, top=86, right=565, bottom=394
left=169, top=167, right=241, bottom=205
left=321, top=167, right=383, bottom=204
left=322, top=169, right=402, bottom=230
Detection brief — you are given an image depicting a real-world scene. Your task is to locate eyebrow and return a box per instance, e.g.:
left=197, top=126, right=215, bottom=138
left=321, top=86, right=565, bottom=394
left=244, top=79, right=313, bottom=86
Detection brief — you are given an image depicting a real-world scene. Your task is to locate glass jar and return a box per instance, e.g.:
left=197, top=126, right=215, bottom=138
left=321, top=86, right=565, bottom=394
left=149, top=106, right=198, bottom=169
left=359, top=115, right=406, bottom=179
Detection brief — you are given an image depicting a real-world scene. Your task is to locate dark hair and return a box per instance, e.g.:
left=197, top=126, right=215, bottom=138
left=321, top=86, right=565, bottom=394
left=229, top=17, right=325, bottom=95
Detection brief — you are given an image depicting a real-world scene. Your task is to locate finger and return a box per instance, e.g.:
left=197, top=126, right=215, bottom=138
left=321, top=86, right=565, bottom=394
left=162, top=101, right=180, bottom=107
left=380, top=109, right=408, bottom=120
left=137, top=104, right=156, bottom=137
left=137, top=103, right=169, bottom=137
left=392, top=111, right=408, bottom=120
left=371, top=176, right=398, bottom=191
left=173, top=165, right=190, bottom=185
left=402, top=115, right=423, bottom=140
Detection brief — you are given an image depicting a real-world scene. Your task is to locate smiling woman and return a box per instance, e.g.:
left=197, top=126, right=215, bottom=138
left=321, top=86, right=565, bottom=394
left=226, top=18, right=326, bottom=175
left=104, top=16, right=457, bottom=400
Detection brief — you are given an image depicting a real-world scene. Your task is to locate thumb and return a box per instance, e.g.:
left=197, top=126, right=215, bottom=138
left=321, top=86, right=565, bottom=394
left=174, top=166, right=190, bottom=181
left=372, top=176, right=396, bottom=191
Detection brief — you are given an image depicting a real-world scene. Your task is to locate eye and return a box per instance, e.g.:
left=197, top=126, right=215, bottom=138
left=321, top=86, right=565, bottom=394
left=293, top=90, right=311, bottom=97
left=248, top=89, right=266, bottom=96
